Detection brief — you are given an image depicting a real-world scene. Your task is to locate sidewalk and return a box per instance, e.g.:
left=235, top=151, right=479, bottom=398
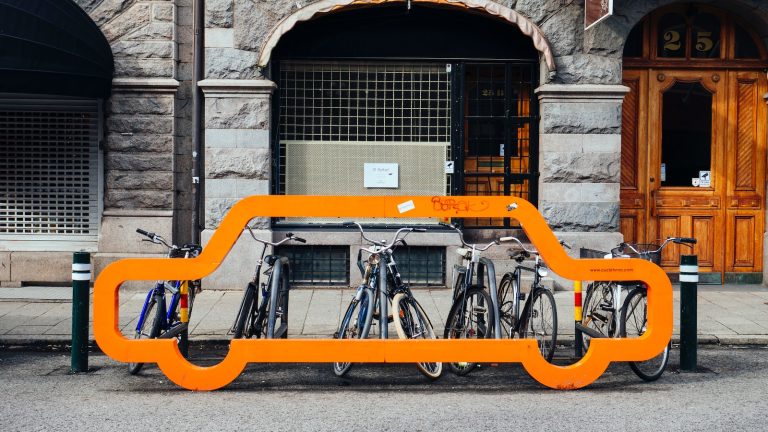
left=1, top=284, right=767, bottom=347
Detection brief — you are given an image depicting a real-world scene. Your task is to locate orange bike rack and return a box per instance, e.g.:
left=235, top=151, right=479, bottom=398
left=94, top=196, right=672, bottom=390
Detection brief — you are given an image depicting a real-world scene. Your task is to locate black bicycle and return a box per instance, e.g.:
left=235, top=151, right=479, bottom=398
left=230, top=227, right=305, bottom=339
left=579, top=236, right=696, bottom=381
left=128, top=229, right=201, bottom=375
left=333, top=222, right=442, bottom=380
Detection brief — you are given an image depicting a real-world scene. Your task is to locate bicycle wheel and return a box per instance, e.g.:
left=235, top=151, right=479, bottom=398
left=392, top=293, right=443, bottom=380
left=333, top=287, right=374, bottom=377
left=443, top=286, right=494, bottom=375
left=268, top=269, right=290, bottom=339
left=581, top=281, right=615, bottom=350
left=232, top=283, right=256, bottom=338
left=128, top=293, right=163, bottom=375
left=451, top=270, right=466, bottom=301
left=621, top=287, right=670, bottom=381
left=497, top=274, right=517, bottom=338
left=521, top=288, right=557, bottom=362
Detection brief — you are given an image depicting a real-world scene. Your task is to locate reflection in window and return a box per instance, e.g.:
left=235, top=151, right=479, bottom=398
left=691, top=13, right=720, bottom=58
left=658, top=13, right=686, bottom=58
left=661, top=82, right=712, bottom=187
left=734, top=24, right=760, bottom=58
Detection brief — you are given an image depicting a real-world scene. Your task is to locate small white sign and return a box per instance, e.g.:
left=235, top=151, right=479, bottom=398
left=364, top=163, right=399, bottom=188
left=660, top=163, right=666, bottom=182
left=397, top=200, right=416, bottom=214
left=699, top=171, right=711, bottom=187
left=692, top=178, right=701, bottom=187
left=445, top=161, right=454, bottom=174
left=500, top=144, right=505, bottom=157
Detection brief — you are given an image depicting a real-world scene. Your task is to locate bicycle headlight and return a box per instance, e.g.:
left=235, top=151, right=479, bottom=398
left=537, top=266, right=548, bottom=278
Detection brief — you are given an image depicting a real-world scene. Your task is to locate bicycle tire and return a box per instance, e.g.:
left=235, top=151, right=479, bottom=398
left=232, top=283, right=256, bottom=338
left=333, top=287, right=374, bottom=377
left=444, top=286, right=494, bottom=375
left=621, top=287, right=670, bottom=382
left=521, top=288, right=557, bottom=362
left=128, top=293, right=163, bottom=375
left=392, top=293, right=443, bottom=380
left=496, top=274, right=517, bottom=338
left=581, top=281, right=615, bottom=350
left=451, top=271, right=466, bottom=302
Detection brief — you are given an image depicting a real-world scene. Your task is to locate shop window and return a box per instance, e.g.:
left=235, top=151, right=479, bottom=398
left=661, top=82, right=712, bottom=187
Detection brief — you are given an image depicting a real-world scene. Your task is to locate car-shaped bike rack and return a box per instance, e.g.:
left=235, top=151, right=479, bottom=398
left=94, top=195, right=672, bottom=390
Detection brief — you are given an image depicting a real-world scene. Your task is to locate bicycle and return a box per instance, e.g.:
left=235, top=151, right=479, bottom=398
left=333, top=222, right=442, bottom=380
left=497, top=240, right=567, bottom=363
left=128, top=229, right=202, bottom=375
left=441, top=222, right=515, bottom=375
left=231, top=227, right=305, bottom=339
left=578, top=236, right=696, bottom=381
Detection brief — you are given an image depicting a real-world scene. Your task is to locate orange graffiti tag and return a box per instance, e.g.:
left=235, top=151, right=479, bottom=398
left=94, top=196, right=672, bottom=391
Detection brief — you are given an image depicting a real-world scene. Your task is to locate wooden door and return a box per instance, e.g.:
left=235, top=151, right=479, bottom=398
left=621, top=69, right=766, bottom=279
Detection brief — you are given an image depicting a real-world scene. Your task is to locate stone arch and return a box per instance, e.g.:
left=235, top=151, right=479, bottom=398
left=257, top=0, right=556, bottom=76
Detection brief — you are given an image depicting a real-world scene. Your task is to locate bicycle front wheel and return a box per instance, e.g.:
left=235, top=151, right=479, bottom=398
left=621, top=287, right=670, bottom=381
left=496, top=274, right=517, bottom=338
left=232, top=283, right=256, bottom=338
left=392, top=293, right=442, bottom=380
left=521, top=288, right=557, bottom=362
left=443, top=286, right=494, bottom=375
left=333, top=287, right=374, bottom=377
left=581, top=281, right=615, bottom=350
left=128, top=293, right=163, bottom=375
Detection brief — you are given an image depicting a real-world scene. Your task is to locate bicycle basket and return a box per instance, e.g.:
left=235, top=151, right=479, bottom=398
left=611, top=243, right=661, bottom=264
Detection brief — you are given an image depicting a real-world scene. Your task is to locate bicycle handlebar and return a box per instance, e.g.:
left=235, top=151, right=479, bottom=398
left=136, top=228, right=171, bottom=249
left=619, top=236, right=697, bottom=256
left=344, top=221, right=422, bottom=254
left=440, top=222, right=519, bottom=251
left=246, top=226, right=306, bottom=247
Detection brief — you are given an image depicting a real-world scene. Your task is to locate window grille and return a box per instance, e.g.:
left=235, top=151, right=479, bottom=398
left=277, top=61, right=451, bottom=224
left=393, top=246, right=446, bottom=287
left=276, top=245, right=350, bottom=286
left=0, top=98, right=101, bottom=244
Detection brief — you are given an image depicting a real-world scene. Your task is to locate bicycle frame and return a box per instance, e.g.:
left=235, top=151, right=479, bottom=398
left=506, top=254, right=548, bottom=337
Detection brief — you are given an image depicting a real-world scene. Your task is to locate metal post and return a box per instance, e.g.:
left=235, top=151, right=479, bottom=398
left=680, top=255, right=698, bottom=371
left=179, top=280, right=189, bottom=358
left=379, top=261, right=388, bottom=339
left=574, top=280, right=583, bottom=357
left=71, top=252, right=91, bottom=373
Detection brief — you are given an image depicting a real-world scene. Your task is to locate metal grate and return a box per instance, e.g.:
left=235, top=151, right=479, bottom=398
left=277, top=61, right=452, bottom=224
left=276, top=244, right=350, bottom=286
left=393, top=246, right=446, bottom=287
left=0, top=98, right=100, bottom=242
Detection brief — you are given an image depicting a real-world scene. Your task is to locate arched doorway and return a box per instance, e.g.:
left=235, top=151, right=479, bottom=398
left=620, top=4, right=768, bottom=283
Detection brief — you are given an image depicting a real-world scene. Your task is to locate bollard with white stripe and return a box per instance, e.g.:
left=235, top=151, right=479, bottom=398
left=71, top=251, right=91, bottom=373
left=574, top=280, right=583, bottom=357
left=680, top=255, right=698, bottom=371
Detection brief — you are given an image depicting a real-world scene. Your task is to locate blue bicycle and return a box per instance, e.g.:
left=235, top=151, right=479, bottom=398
left=127, top=229, right=202, bottom=375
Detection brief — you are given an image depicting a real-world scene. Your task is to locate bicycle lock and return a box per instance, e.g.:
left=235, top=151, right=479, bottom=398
left=679, top=255, right=698, bottom=371
left=71, top=251, right=91, bottom=373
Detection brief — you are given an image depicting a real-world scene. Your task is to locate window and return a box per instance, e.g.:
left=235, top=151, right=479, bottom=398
left=0, top=98, right=101, bottom=247
left=658, top=13, right=687, bottom=58
left=276, top=245, right=350, bottom=286
left=393, top=246, right=445, bottom=286
left=661, top=82, right=712, bottom=187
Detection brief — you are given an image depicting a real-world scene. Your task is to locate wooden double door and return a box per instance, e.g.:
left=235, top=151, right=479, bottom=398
left=621, top=69, right=766, bottom=280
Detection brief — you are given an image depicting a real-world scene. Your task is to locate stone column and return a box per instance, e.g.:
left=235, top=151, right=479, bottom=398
left=199, top=79, right=274, bottom=289
left=97, top=78, right=180, bottom=278
left=535, top=84, right=628, bottom=280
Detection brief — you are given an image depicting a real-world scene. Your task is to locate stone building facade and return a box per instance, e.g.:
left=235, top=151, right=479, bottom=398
left=1, top=0, right=767, bottom=288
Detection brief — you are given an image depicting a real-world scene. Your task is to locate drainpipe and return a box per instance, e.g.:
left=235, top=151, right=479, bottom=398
left=191, top=0, right=204, bottom=244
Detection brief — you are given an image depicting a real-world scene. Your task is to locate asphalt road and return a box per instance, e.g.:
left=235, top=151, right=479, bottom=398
left=1, top=346, right=766, bottom=431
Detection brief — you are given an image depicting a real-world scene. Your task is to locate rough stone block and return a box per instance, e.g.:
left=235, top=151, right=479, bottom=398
left=540, top=152, right=620, bottom=182
left=108, top=94, right=174, bottom=115
left=205, top=148, right=269, bottom=179
left=540, top=101, right=622, bottom=134
left=153, top=4, right=174, bottom=22
left=101, top=3, right=151, bottom=42
left=540, top=201, right=619, bottom=231
left=205, top=97, right=269, bottom=129
left=538, top=3, right=581, bottom=56
left=108, top=115, right=174, bottom=134
left=204, top=198, right=238, bottom=229
left=111, top=41, right=174, bottom=59
left=205, top=129, right=269, bottom=148
left=206, top=0, right=233, bottom=28
left=106, top=190, right=173, bottom=209
left=115, top=58, right=175, bottom=78
left=204, top=47, right=261, bottom=80
left=124, top=22, right=174, bottom=41
left=107, top=153, right=173, bottom=171
left=553, top=54, right=622, bottom=85
left=107, top=171, right=174, bottom=190
left=106, top=133, right=173, bottom=153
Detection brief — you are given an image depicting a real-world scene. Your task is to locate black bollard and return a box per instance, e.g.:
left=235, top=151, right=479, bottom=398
left=679, top=255, right=698, bottom=371
left=71, top=251, right=91, bottom=373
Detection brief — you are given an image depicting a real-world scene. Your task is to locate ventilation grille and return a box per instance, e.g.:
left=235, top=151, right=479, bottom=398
left=0, top=98, right=100, bottom=241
